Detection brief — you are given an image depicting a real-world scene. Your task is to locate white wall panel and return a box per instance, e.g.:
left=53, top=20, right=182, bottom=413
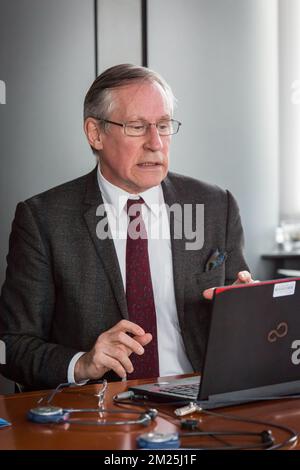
left=97, top=0, right=142, bottom=72
left=279, top=0, right=300, bottom=218
left=148, top=0, right=279, bottom=279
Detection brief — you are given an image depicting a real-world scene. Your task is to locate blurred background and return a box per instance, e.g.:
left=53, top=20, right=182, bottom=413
left=1, top=0, right=300, bottom=393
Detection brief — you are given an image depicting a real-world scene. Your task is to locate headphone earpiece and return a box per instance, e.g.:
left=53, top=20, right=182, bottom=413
left=261, top=429, right=275, bottom=447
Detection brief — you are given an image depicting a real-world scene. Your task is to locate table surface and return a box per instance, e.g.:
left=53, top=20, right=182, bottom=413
left=1, top=375, right=300, bottom=450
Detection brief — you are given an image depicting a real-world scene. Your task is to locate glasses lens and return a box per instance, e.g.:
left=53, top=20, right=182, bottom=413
left=125, top=121, right=146, bottom=136
left=125, top=120, right=181, bottom=136
left=157, top=120, right=179, bottom=135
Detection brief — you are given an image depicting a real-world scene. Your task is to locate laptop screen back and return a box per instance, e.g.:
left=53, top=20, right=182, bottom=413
left=199, top=278, right=300, bottom=402
left=129, top=278, right=300, bottom=407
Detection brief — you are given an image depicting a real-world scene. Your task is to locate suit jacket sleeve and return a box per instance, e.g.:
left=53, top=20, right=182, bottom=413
left=224, top=190, right=249, bottom=284
left=0, top=201, right=79, bottom=390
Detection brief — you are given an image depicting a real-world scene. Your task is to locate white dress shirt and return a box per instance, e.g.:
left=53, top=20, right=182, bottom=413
left=67, top=166, right=193, bottom=382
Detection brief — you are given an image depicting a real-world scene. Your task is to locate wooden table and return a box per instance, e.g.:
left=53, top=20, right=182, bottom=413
left=0, top=376, right=300, bottom=450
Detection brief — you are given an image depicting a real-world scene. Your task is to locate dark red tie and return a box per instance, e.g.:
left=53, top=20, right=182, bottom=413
left=126, top=198, right=159, bottom=379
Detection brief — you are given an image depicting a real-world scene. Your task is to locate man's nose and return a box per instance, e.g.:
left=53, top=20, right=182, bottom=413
left=144, top=124, right=163, bottom=151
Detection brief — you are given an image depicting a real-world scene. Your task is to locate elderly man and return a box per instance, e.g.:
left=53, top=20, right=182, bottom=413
left=0, top=64, right=251, bottom=391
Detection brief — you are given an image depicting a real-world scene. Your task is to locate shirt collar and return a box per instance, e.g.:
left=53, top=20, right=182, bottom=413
left=97, top=164, right=163, bottom=218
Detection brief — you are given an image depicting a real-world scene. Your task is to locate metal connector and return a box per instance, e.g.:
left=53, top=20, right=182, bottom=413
left=174, top=402, right=202, bottom=417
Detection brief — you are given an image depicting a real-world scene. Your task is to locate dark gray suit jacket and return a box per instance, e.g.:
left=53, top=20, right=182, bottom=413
left=0, top=167, right=248, bottom=390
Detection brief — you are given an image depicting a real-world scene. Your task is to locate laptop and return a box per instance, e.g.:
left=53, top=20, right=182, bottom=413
left=129, top=277, right=300, bottom=409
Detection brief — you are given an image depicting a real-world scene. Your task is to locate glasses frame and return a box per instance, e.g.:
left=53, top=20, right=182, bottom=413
left=97, top=118, right=182, bottom=136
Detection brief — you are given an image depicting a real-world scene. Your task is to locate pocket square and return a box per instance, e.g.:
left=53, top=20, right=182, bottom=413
left=205, top=249, right=227, bottom=272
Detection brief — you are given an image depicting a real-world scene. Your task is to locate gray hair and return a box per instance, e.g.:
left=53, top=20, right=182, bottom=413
left=84, top=63, right=176, bottom=121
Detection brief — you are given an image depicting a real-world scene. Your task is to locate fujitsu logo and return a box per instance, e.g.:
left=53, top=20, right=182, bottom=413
left=267, top=322, right=288, bottom=343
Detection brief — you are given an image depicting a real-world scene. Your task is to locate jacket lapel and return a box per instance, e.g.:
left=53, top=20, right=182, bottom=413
left=162, top=176, right=186, bottom=326
left=82, top=168, right=128, bottom=319
left=82, top=169, right=186, bottom=323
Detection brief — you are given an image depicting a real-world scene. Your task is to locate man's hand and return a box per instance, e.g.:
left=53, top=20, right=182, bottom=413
left=203, top=270, right=256, bottom=300
left=74, top=319, right=152, bottom=382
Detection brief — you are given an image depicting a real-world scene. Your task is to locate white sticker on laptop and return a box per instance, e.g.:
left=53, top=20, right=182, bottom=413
left=273, top=281, right=296, bottom=298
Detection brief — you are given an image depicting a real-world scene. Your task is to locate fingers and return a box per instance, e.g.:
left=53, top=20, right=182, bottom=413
left=75, top=320, right=154, bottom=381
left=203, top=287, right=215, bottom=300
left=134, top=332, right=153, bottom=347
left=78, top=342, right=135, bottom=380
left=101, top=333, right=154, bottom=378
left=202, top=271, right=256, bottom=300
left=109, top=319, right=146, bottom=337
left=114, top=330, right=145, bottom=356
left=98, top=345, right=135, bottom=378
left=234, top=270, right=254, bottom=284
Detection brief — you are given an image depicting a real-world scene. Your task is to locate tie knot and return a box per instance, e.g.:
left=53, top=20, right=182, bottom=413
left=126, top=197, right=144, bottom=217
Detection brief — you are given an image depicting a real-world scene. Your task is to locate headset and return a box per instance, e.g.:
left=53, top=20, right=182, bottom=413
left=27, top=381, right=298, bottom=449
left=27, top=381, right=158, bottom=428
left=27, top=405, right=158, bottom=426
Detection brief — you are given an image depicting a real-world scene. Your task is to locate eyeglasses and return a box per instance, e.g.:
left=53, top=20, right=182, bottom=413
left=98, top=118, right=181, bottom=137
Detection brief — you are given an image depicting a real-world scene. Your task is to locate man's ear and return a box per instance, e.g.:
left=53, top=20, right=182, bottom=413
left=84, top=118, right=103, bottom=151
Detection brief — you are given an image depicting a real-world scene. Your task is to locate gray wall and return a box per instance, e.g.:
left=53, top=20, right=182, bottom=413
left=0, top=0, right=95, bottom=284
left=0, top=0, right=95, bottom=393
left=148, top=0, right=279, bottom=279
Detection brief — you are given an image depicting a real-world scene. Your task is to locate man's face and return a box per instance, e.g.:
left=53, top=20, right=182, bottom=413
left=98, top=81, right=172, bottom=194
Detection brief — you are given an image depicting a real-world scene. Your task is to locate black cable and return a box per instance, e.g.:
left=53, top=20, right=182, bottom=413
left=202, top=409, right=298, bottom=450
left=113, top=396, right=231, bottom=447
left=113, top=393, right=298, bottom=450
left=113, top=395, right=178, bottom=423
